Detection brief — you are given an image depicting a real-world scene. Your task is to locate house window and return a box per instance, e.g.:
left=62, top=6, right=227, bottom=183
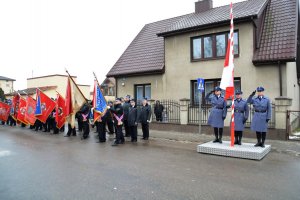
left=191, top=30, right=239, bottom=61
left=191, top=78, right=241, bottom=105
left=134, top=84, right=151, bottom=105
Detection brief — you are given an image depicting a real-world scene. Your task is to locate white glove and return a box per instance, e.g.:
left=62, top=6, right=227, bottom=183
left=147, top=120, right=150, bottom=123
left=107, top=106, right=111, bottom=109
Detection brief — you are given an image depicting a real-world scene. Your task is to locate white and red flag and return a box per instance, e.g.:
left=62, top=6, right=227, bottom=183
left=220, top=2, right=235, bottom=146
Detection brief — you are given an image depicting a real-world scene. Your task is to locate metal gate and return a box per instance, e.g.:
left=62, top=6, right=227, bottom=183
left=287, top=111, right=300, bottom=141
left=152, top=100, right=180, bottom=124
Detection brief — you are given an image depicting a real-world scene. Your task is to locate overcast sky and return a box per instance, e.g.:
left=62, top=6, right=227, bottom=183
left=0, top=0, right=244, bottom=90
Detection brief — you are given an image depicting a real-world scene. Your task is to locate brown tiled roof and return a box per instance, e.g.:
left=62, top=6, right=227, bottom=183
left=157, top=0, right=269, bottom=37
left=6, top=86, right=57, bottom=96
left=106, top=15, right=191, bottom=77
left=253, top=0, right=298, bottom=64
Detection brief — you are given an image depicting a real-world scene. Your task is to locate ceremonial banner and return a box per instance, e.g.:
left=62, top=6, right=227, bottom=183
left=11, top=94, right=20, bottom=120
left=55, top=93, right=67, bottom=129
left=17, top=97, right=28, bottom=125
left=65, top=77, right=86, bottom=128
left=25, top=96, right=36, bottom=125
left=93, top=80, right=107, bottom=121
left=35, top=89, right=56, bottom=123
left=220, top=2, right=235, bottom=146
left=0, top=102, right=11, bottom=122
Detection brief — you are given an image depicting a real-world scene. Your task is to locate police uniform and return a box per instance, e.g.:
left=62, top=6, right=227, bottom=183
left=205, top=86, right=227, bottom=143
left=234, top=90, right=249, bottom=145
left=81, top=103, right=91, bottom=139
left=110, top=98, right=124, bottom=146
left=247, top=87, right=271, bottom=147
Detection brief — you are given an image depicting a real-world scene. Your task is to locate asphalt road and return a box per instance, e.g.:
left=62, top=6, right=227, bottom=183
left=0, top=125, right=299, bottom=200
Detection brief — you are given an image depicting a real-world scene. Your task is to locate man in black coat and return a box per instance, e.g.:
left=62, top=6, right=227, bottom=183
left=109, top=98, right=124, bottom=146
left=123, top=95, right=131, bottom=137
left=139, top=98, right=152, bottom=140
left=128, top=99, right=138, bottom=142
left=96, top=111, right=109, bottom=143
left=81, top=103, right=91, bottom=140
left=106, top=101, right=114, bottom=135
left=154, top=100, right=164, bottom=122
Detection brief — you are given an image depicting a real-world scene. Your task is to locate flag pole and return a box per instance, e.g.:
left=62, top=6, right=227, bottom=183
left=93, top=71, right=108, bottom=104
left=65, top=68, right=87, bottom=103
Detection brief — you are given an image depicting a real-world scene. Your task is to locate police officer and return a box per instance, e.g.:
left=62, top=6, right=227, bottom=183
left=139, top=97, right=152, bottom=140
left=81, top=103, right=91, bottom=140
left=234, top=90, right=249, bottom=145
left=110, top=98, right=124, bottom=146
left=123, top=95, right=131, bottom=137
left=205, top=86, right=227, bottom=143
left=247, top=87, right=271, bottom=148
left=96, top=111, right=108, bottom=143
left=128, top=99, right=138, bottom=142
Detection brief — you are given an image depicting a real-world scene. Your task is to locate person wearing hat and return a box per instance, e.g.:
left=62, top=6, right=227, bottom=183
left=123, top=95, right=131, bottom=137
left=106, top=101, right=115, bottom=135
left=205, top=86, right=227, bottom=143
left=139, top=97, right=152, bottom=140
left=109, top=98, right=125, bottom=146
left=80, top=102, right=91, bottom=140
left=247, top=87, right=272, bottom=148
left=233, top=90, right=249, bottom=145
left=128, top=99, right=138, bottom=142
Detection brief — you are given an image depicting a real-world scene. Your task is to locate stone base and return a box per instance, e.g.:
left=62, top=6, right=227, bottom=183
left=197, top=141, right=271, bottom=160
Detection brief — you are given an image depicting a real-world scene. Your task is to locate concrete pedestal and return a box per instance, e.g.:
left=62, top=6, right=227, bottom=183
left=197, top=141, right=271, bottom=160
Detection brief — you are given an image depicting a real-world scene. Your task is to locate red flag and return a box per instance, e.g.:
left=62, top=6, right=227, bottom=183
left=17, top=97, right=28, bottom=125
left=35, top=89, right=56, bottom=123
left=11, top=94, right=20, bottom=121
left=65, top=78, right=72, bottom=117
left=56, top=93, right=67, bottom=129
left=220, top=2, right=235, bottom=147
left=25, top=96, right=36, bottom=126
left=0, top=102, right=11, bottom=122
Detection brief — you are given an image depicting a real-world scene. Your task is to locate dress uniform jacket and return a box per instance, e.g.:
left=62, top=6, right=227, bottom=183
left=206, top=94, right=227, bottom=128
left=247, top=96, right=271, bottom=132
left=234, top=99, right=249, bottom=131
left=128, top=106, right=138, bottom=126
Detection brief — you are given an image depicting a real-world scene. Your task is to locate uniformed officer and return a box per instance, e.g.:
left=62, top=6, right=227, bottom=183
left=109, top=98, right=124, bottom=146
left=247, top=87, right=271, bottom=148
left=81, top=103, right=91, bottom=140
left=96, top=111, right=108, bottom=143
left=234, top=90, right=249, bottom=145
left=123, top=95, right=131, bottom=137
left=139, top=97, right=152, bottom=140
left=128, top=99, right=138, bottom=142
left=205, top=86, right=227, bottom=143
left=106, top=101, right=114, bottom=135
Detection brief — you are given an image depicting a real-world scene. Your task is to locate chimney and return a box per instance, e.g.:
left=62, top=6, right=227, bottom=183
left=195, top=0, right=213, bottom=13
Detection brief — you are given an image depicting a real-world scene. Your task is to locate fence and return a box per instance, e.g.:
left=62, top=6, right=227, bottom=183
left=286, top=111, right=300, bottom=140
left=188, top=103, right=276, bottom=128
left=151, top=100, right=181, bottom=124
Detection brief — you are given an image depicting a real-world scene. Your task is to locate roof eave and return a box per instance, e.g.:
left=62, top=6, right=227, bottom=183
left=252, top=57, right=297, bottom=66
left=157, top=16, right=257, bottom=37
left=106, top=68, right=164, bottom=78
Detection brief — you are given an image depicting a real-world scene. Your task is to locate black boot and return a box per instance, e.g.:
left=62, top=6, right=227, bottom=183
left=254, top=132, right=261, bottom=147
left=213, top=128, right=219, bottom=143
left=218, top=128, right=223, bottom=143
left=234, top=131, right=239, bottom=144
left=261, top=132, right=266, bottom=148
left=238, top=131, right=242, bottom=145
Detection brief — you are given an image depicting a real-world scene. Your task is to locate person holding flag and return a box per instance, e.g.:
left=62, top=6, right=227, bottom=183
left=233, top=90, right=249, bottom=145
left=205, top=87, right=227, bottom=143
left=109, top=98, right=124, bottom=146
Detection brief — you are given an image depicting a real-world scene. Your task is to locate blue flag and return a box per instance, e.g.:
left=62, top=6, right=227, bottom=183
left=35, top=89, right=42, bottom=115
left=93, top=81, right=107, bottom=121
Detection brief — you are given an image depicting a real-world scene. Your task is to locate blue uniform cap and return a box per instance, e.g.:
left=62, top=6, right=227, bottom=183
left=143, top=97, right=148, bottom=101
left=115, top=98, right=122, bottom=101
left=235, top=90, right=243, bottom=95
left=214, top=86, right=222, bottom=91
left=256, top=87, right=265, bottom=92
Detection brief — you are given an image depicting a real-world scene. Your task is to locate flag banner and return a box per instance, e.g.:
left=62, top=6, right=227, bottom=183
left=56, top=93, right=67, bottom=129
left=93, top=80, right=107, bottom=121
left=220, top=2, right=235, bottom=146
left=17, top=97, right=28, bottom=125
left=35, top=89, right=56, bottom=123
left=0, top=102, right=11, bottom=122
left=25, top=96, right=36, bottom=126
left=65, top=77, right=86, bottom=128
left=11, top=94, right=20, bottom=120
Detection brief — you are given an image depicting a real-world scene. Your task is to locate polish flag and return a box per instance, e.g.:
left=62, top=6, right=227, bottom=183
left=220, top=2, right=235, bottom=147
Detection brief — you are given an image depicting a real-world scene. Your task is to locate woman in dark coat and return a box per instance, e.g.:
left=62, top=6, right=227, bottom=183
left=139, top=98, right=152, bottom=140
left=205, top=86, right=227, bottom=143
left=109, top=98, right=124, bottom=146
left=154, top=100, right=164, bottom=122
left=128, top=99, right=138, bottom=142
left=247, top=87, right=271, bottom=148
left=233, top=90, right=249, bottom=145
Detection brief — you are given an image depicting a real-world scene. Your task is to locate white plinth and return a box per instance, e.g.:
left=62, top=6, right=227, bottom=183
left=197, top=141, right=271, bottom=160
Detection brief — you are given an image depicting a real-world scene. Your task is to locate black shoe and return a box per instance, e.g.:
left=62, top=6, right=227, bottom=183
left=238, top=141, right=242, bottom=145
left=213, top=139, right=219, bottom=143
left=234, top=140, right=239, bottom=145
left=111, top=142, right=119, bottom=146
left=218, top=139, right=222, bottom=144
left=64, top=135, right=70, bottom=137
left=72, top=134, right=76, bottom=136
left=261, top=143, right=265, bottom=148
left=254, top=143, right=261, bottom=147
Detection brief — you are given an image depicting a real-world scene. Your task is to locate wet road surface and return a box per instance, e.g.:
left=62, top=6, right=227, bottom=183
left=0, top=125, right=300, bottom=200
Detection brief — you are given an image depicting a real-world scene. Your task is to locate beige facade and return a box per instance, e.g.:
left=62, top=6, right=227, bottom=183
left=116, top=22, right=300, bottom=111
left=0, top=79, right=14, bottom=94
left=27, top=75, right=91, bottom=99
